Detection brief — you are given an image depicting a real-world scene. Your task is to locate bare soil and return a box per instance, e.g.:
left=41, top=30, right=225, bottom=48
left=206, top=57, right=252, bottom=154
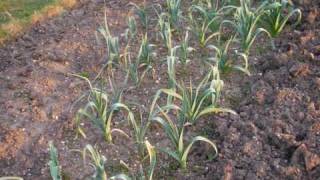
left=0, top=0, right=319, bottom=179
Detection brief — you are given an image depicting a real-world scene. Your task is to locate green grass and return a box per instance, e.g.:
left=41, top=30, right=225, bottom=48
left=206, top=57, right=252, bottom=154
left=0, top=0, right=75, bottom=43
left=0, top=0, right=57, bottom=24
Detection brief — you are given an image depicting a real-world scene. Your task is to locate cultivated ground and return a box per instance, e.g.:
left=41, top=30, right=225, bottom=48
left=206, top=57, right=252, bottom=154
left=0, top=0, right=319, bottom=179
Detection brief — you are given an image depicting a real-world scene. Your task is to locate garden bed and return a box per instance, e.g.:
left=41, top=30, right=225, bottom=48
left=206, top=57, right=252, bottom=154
left=0, top=0, right=319, bottom=179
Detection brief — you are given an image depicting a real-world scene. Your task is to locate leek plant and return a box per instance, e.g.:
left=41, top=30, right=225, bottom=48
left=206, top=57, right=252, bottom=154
left=111, top=103, right=150, bottom=158
left=83, top=145, right=108, bottom=180
left=73, top=75, right=128, bottom=143
left=167, top=46, right=179, bottom=90
left=178, top=31, right=194, bottom=66
left=151, top=107, right=218, bottom=169
left=77, top=89, right=129, bottom=143
left=166, top=0, right=182, bottom=26
left=84, top=142, right=156, bottom=180
left=207, top=37, right=250, bottom=75
left=158, top=13, right=172, bottom=50
left=130, top=2, right=148, bottom=30
left=188, top=5, right=220, bottom=48
left=152, top=66, right=235, bottom=125
left=143, top=140, right=157, bottom=180
left=120, top=141, right=157, bottom=180
left=259, top=0, right=301, bottom=48
left=125, top=34, right=154, bottom=87
left=98, top=9, right=120, bottom=67
left=108, top=76, right=124, bottom=106
left=125, top=16, right=137, bottom=41
left=222, top=0, right=269, bottom=54
left=138, top=34, right=155, bottom=65
left=128, top=111, right=151, bottom=158
left=48, top=142, right=62, bottom=180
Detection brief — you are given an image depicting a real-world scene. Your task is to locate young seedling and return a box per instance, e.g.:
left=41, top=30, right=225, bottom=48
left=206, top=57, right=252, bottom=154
left=48, top=141, right=62, bottom=180
left=259, top=0, right=301, bottom=48
left=151, top=107, right=218, bottom=169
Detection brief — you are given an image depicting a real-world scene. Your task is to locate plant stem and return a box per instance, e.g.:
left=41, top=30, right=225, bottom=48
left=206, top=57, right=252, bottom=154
left=271, top=38, right=276, bottom=50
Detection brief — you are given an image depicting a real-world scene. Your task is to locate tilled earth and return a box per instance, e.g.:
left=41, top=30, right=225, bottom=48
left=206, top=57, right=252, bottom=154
left=0, top=0, right=319, bottom=179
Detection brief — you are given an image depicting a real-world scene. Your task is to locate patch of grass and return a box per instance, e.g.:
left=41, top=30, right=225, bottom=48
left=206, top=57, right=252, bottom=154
left=0, top=0, right=55, bottom=24
left=0, top=0, right=76, bottom=43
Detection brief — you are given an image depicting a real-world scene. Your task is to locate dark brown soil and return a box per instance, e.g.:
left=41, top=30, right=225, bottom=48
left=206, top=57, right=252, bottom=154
left=0, top=0, right=319, bottom=179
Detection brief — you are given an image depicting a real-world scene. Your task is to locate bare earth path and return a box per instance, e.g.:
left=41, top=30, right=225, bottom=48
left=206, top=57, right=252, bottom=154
left=0, top=0, right=320, bottom=179
left=0, top=0, right=135, bottom=178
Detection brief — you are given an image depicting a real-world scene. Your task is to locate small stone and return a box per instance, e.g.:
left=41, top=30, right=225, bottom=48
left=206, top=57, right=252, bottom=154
left=310, top=122, right=320, bottom=135
left=223, top=162, right=233, bottom=180
left=304, top=147, right=320, bottom=171
left=291, top=144, right=320, bottom=171
left=307, top=8, right=318, bottom=24
left=283, top=166, right=302, bottom=177
left=243, top=139, right=262, bottom=158
left=314, top=78, right=320, bottom=88
left=297, top=112, right=305, bottom=121
left=289, top=63, right=310, bottom=77
left=251, top=80, right=274, bottom=105
left=308, top=102, right=316, bottom=112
